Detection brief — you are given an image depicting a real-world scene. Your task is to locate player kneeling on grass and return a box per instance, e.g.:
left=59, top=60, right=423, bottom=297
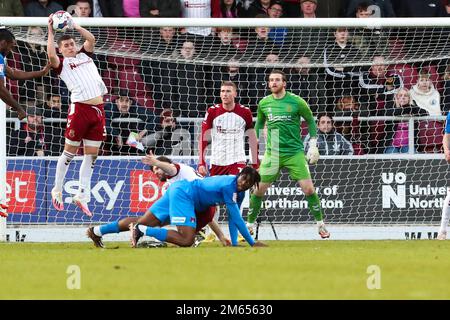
left=87, top=152, right=231, bottom=248
left=129, top=166, right=266, bottom=248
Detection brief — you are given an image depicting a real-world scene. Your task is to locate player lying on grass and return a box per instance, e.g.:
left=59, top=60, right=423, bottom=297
left=129, top=166, right=266, bottom=247
left=87, top=152, right=231, bottom=248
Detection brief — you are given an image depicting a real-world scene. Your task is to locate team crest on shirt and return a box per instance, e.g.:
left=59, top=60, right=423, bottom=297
left=286, top=105, right=292, bottom=112
left=69, top=129, right=75, bottom=138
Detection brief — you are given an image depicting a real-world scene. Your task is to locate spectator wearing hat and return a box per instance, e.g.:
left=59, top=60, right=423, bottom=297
left=8, top=106, right=46, bottom=156
left=104, top=89, right=156, bottom=155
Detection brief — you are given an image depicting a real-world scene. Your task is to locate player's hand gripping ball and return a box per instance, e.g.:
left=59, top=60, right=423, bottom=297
left=52, top=11, right=73, bottom=32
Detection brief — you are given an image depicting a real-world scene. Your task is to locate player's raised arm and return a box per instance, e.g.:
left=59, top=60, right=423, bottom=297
left=73, top=21, right=95, bottom=52
left=5, top=63, right=51, bottom=81
left=0, top=77, right=26, bottom=120
left=141, top=151, right=178, bottom=176
left=46, top=15, right=60, bottom=69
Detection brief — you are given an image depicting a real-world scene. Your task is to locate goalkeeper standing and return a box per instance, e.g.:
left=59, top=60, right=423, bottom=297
left=247, top=70, right=330, bottom=239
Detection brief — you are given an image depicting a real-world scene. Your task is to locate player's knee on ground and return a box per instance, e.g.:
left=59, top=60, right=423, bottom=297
left=177, top=235, right=195, bottom=247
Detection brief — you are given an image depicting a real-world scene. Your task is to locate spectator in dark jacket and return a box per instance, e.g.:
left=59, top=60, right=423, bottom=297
left=24, top=0, right=63, bottom=16
left=8, top=106, right=46, bottom=156
left=394, top=0, right=447, bottom=17
left=304, top=113, right=354, bottom=155
left=140, top=0, right=181, bottom=17
left=0, top=0, right=24, bottom=16
left=105, top=89, right=157, bottom=155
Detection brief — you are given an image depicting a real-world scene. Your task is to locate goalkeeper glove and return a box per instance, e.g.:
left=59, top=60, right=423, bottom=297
left=306, top=137, right=320, bottom=165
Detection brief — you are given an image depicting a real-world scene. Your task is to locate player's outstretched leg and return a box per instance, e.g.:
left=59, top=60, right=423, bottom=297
left=87, top=211, right=162, bottom=248
left=73, top=153, right=98, bottom=217
left=300, top=179, right=330, bottom=239
left=52, top=150, right=76, bottom=211
left=438, top=191, right=450, bottom=240
left=247, top=182, right=271, bottom=235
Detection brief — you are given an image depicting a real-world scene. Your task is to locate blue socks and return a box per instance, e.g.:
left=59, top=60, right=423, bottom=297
left=144, top=226, right=168, bottom=242
left=99, top=221, right=120, bottom=235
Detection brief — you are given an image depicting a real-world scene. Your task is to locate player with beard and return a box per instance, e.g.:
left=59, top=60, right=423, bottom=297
left=246, top=69, right=331, bottom=239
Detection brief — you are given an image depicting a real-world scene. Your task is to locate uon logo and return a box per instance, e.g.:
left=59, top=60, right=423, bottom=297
left=381, top=172, right=406, bottom=208
left=5, top=171, right=36, bottom=213
left=129, top=170, right=168, bottom=213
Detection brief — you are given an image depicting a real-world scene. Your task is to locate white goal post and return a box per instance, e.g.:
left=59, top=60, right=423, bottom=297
left=0, top=17, right=449, bottom=242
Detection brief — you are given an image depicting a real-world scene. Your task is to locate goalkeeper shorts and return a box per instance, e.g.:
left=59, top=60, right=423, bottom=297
left=259, top=151, right=311, bottom=183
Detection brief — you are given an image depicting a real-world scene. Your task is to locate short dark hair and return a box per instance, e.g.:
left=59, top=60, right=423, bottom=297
left=269, top=69, right=287, bottom=82
left=238, top=166, right=261, bottom=190
left=57, top=34, right=75, bottom=46
left=317, top=113, right=333, bottom=123
left=46, top=91, right=61, bottom=101
left=156, top=156, right=172, bottom=164
left=0, top=28, right=15, bottom=43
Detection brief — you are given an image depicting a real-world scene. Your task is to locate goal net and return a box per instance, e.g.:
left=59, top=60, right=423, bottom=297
left=0, top=17, right=449, bottom=241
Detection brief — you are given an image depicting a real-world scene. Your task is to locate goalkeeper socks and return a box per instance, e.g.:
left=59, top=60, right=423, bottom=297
left=78, top=154, right=96, bottom=197
left=138, top=225, right=168, bottom=242
left=247, top=194, right=263, bottom=224
left=54, top=151, right=75, bottom=191
left=97, top=221, right=120, bottom=236
left=439, top=192, right=450, bottom=233
left=306, top=193, right=323, bottom=222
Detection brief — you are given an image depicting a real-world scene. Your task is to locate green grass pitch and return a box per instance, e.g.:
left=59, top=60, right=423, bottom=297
left=1, top=240, right=450, bottom=300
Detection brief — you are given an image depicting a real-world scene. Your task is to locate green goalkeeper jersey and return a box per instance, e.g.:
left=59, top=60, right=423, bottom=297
left=255, top=91, right=317, bottom=155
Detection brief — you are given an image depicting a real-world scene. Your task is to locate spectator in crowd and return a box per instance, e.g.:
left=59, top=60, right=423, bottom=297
left=17, top=26, right=49, bottom=104
left=323, top=27, right=361, bottom=112
left=212, top=0, right=239, bottom=17
left=142, top=26, right=179, bottom=56
left=344, top=0, right=395, bottom=17
left=141, top=108, right=190, bottom=155
left=393, top=0, right=447, bottom=17
left=287, top=55, right=326, bottom=114
left=171, top=41, right=207, bottom=117
left=243, top=16, right=280, bottom=62
left=0, top=0, right=24, bottom=16
left=8, top=106, right=46, bottom=156
left=41, top=91, right=66, bottom=118
left=267, top=1, right=288, bottom=46
left=383, top=88, right=427, bottom=154
left=205, top=27, right=239, bottom=61
left=241, top=0, right=271, bottom=17
left=24, top=0, right=63, bottom=16
left=105, top=89, right=156, bottom=155
left=300, top=0, right=318, bottom=17
left=39, top=91, right=66, bottom=155
left=122, top=0, right=141, bottom=17
left=350, top=2, right=390, bottom=60
left=141, top=28, right=178, bottom=108
left=410, top=70, right=442, bottom=116
left=140, top=0, right=181, bottom=17
left=72, top=0, right=91, bottom=17
left=358, top=55, right=403, bottom=116
left=444, top=64, right=450, bottom=113
left=304, top=113, right=354, bottom=155
left=334, top=96, right=366, bottom=154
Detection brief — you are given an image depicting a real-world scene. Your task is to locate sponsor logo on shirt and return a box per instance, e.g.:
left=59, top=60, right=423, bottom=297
left=172, top=217, right=186, bottom=224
